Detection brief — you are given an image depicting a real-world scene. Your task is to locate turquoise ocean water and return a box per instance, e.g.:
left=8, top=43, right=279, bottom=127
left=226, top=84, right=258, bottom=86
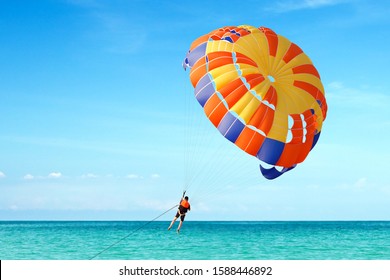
left=1, top=221, right=390, bottom=260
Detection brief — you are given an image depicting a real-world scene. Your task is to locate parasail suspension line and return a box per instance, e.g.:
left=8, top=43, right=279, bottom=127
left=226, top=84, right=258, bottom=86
left=89, top=204, right=179, bottom=260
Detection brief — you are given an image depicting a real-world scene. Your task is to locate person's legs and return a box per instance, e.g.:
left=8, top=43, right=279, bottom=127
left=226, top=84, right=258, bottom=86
left=168, top=214, right=179, bottom=230
left=177, top=215, right=185, bottom=232
left=177, top=220, right=183, bottom=233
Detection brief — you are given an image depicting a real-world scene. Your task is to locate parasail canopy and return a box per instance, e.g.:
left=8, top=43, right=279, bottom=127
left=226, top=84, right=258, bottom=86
left=183, top=25, right=327, bottom=179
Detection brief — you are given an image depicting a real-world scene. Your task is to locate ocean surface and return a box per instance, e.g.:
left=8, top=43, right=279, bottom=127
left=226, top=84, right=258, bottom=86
left=1, top=221, right=390, bottom=260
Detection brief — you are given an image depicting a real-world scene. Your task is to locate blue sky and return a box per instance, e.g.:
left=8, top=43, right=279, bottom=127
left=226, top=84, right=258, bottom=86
left=1, top=0, right=389, bottom=220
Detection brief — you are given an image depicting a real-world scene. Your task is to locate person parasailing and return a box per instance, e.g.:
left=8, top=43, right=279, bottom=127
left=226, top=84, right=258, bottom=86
left=168, top=191, right=191, bottom=233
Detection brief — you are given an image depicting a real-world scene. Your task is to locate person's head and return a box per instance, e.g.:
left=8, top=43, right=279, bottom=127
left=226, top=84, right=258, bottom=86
left=184, top=196, right=189, bottom=201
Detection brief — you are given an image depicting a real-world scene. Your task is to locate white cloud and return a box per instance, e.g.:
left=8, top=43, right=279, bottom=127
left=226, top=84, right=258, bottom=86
left=124, top=173, right=160, bottom=179
left=327, top=81, right=343, bottom=90
left=354, top=177, right=367, bottom=189
left=337, top=177, right=369, bottom=191
left=9, top=205, right=19, bottom=210
left=81, top=173, right=99, bottom=178
left=23, top=174, right=34, bottom=180
left=48, top=172, right=62, bottom=178
left=126, top=174, right=142, bottom=179
left=0, top=171, right=5, bottom=178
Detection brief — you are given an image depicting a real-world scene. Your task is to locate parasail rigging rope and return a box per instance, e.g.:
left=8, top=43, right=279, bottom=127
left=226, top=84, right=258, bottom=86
left=89, top=204, right=179, bottom=260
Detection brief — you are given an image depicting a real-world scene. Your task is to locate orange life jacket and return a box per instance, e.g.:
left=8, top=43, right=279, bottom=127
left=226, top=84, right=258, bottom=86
left=180, top=199, right=190, bottom=209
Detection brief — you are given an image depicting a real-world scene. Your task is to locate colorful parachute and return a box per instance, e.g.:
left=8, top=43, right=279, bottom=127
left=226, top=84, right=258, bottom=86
left=183, top=25, right=327, bottom=179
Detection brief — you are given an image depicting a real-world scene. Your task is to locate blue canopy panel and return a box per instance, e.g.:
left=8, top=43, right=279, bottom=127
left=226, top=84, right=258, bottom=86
left=217, top=112, right=245, bottom=143
left=256, top=138, right=284, bottom=165
left=259, top=164, right=296, bottom=180
left=183, top=42, right=207, bottom=69
left=194, top=74, right=215, bottom=107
